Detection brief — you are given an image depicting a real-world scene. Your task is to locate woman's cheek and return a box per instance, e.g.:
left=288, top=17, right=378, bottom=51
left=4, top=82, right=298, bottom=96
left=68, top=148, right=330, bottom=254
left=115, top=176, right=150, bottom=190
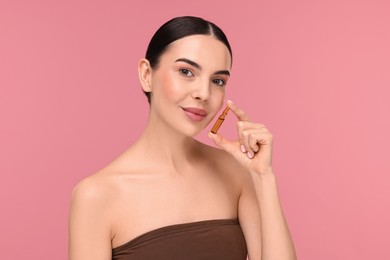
left=213, top=88, right=225, bottom=108
left=160, top=72, right=185, bottom=100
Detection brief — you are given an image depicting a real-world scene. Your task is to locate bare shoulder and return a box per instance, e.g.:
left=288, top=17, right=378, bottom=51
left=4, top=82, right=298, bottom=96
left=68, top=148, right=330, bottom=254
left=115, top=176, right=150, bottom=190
left=199, top=142, right=252, bottom=185
left=201, top=142, right=246, bottom=169
left=68, top=170, right=122, bottom=259
left=69, top=170, right=120, bottom=238
left=70, top=171, right=118, bottom=209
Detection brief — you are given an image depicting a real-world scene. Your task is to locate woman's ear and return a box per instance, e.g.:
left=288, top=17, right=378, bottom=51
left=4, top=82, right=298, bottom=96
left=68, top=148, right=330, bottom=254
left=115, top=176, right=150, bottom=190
left=138, top=58, right=153, bottom=93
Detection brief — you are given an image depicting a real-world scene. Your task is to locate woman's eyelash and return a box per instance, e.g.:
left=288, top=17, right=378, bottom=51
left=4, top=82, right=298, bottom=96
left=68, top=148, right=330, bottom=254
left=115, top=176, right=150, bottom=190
left=179, top=68, right=226, bottom=87
left=212, top=78, right=226, bottom=87
left=179, top=68, right=194, bottom=77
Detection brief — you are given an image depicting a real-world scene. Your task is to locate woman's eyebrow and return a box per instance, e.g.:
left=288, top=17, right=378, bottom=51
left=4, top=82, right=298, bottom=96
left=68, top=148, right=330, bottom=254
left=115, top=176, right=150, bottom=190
left=175, top=58, right=230, bottom=76
left=214, top=70, right=230, bottom=76
left=175, top=58, right=201, bottom=70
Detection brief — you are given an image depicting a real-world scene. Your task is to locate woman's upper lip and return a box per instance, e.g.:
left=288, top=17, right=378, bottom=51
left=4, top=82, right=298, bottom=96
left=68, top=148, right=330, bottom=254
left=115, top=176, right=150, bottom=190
left=181, top=107, right=208, bottom=116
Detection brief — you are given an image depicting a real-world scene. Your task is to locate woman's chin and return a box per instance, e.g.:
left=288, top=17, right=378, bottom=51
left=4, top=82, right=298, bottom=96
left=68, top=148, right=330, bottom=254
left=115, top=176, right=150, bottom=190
left=179, top=124, right=207, bottom=138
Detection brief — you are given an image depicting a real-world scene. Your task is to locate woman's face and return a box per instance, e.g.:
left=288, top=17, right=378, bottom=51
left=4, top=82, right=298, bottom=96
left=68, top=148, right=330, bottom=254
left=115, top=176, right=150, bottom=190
left=148, top=34, right=232, bottom=136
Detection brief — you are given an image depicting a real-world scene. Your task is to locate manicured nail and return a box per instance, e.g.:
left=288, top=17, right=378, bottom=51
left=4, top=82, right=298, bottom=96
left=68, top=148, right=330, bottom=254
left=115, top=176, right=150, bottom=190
left=247, top=152, right=253, bottom=159
left=240, top=145, right=246, bottom=153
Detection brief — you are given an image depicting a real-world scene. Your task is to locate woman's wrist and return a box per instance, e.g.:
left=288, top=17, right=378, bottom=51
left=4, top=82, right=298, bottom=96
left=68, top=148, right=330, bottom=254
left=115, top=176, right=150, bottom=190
left=249, top=168, right=278, bottom=192
left=250, top=166, right=275, bottom=178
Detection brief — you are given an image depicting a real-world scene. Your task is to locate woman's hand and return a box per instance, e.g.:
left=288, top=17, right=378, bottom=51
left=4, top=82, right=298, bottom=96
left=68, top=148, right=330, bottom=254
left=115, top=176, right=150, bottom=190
left=208, top=100, right=274, bottom=176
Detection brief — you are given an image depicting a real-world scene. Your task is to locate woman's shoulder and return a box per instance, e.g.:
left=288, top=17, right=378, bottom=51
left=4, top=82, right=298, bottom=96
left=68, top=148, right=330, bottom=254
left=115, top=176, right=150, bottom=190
left=198, top=142, right=255, bottom=198
left=70, top=150, right=146, bottom=206
left=197, top=141, right=249, bottom=179
left=198, top=141, right=243, bottom=167
left=70, top=169, right=118, bottom=210
left=68, top=168, right=126, bottom=251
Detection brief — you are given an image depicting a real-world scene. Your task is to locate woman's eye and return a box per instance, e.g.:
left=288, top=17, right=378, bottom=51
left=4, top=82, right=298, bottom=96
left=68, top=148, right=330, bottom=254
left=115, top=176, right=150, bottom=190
left=212, top=78, right=226, bottom=87
left=179, top=68, right=194, bottom=77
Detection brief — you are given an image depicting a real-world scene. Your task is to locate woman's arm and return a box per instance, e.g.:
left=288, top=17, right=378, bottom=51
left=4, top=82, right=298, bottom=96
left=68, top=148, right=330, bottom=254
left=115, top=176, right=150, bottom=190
left=68, top=178, right=112, bottom=260
left=209, top=100, right=296, bottom=260
left=251, top=171, right=296, bottom=260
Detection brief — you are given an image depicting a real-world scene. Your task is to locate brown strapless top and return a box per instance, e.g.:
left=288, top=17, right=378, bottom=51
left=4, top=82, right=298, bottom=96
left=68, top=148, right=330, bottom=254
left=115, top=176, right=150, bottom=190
left=112, top=219, right=247, bottom=260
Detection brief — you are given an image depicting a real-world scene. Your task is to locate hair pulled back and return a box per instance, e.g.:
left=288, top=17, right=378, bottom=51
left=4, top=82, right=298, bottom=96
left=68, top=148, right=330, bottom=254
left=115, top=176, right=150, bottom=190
left=143, top=16, right=232, bottom=103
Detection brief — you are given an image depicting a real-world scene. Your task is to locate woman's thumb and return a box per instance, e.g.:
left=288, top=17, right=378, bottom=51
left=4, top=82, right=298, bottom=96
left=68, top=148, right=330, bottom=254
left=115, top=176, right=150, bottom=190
left=208, top=132, right=234, bottom=152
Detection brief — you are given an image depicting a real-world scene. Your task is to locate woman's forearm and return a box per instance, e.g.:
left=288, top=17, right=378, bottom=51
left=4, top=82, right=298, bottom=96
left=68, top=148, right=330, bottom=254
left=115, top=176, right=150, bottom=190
left=251, top=171, right=297, bottom=260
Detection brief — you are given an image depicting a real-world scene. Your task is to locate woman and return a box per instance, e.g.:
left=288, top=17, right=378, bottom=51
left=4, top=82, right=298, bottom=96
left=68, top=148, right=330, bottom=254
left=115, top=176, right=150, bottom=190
left=69, top=16, right=296, bottom=260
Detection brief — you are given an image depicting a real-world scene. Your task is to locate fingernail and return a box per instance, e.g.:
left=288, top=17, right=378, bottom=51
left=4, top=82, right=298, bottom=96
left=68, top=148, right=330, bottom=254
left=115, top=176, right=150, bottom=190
left=240, top=145, right=246, bottom=153
left=247, top=152, right=253, bottom=159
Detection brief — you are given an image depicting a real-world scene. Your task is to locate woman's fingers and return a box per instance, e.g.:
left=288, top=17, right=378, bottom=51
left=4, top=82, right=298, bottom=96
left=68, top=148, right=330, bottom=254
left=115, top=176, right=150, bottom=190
left=248, top=132, right=260, bottom=153
left=227, top=100, right=260, bottom=157
left=213, top=100, right=273, bottom=163
left=239, top=129, right=267, bottom=158
left=227, top=100, right=250, bottom=122
left=235, top=120, right=269, bottom=156
left=208, top=132, right=240, bottom=156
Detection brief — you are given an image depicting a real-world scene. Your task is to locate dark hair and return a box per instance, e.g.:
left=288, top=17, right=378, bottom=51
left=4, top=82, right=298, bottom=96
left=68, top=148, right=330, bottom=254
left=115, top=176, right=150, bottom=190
left=143, top=16, right=232, bottom=103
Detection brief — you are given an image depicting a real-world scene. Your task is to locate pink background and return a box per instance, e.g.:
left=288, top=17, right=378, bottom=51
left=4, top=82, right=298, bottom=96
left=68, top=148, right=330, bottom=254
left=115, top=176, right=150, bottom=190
left=1, top=0, right=389, bottom=259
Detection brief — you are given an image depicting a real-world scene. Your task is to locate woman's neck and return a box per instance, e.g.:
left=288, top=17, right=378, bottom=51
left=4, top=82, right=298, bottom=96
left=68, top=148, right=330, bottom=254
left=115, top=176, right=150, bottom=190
left=132, top=113, right=203, bottom=174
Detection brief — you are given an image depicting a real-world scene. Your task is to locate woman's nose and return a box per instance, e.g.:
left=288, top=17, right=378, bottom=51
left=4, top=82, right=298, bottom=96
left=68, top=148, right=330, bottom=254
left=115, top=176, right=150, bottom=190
left=192, top=79, right=210, bottom=102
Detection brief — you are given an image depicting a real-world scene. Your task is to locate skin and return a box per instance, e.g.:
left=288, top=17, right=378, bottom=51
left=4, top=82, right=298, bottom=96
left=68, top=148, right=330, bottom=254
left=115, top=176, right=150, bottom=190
left=68, top=34, right=296, bottom=260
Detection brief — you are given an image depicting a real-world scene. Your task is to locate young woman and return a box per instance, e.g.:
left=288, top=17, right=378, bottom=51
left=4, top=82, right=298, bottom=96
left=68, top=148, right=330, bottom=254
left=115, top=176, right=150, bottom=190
left=69, top=16, right=296, bottom=260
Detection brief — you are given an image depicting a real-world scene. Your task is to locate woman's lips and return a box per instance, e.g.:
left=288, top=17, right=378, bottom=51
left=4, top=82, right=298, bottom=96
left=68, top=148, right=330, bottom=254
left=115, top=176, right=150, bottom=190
left=181, top=107, right=208, bottom=122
